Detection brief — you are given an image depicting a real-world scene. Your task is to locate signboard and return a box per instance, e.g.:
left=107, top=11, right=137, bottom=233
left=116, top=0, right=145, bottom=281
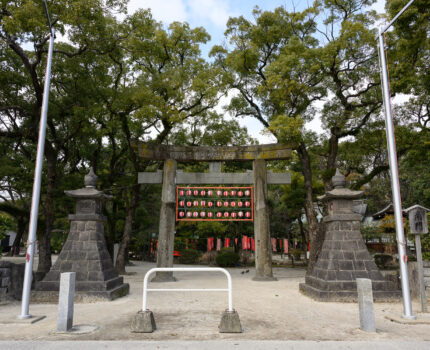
left=176, top=186, right=253, bottom=221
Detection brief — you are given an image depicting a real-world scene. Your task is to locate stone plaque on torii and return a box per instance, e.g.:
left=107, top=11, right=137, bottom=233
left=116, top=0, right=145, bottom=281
left=137, top=143, right=292, bottom=282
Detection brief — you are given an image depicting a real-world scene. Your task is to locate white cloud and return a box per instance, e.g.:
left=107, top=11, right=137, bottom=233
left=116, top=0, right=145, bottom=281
left=187, top=0, right=233, bottom=28
left=128, top=0, right=234, bottom=29
left=371, top=0, right=386, bottom=14
left=128, top=0, right=187, bottom=23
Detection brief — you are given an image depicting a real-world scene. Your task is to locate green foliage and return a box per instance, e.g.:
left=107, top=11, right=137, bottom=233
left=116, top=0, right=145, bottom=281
left=361, top=224, right=379, bottom=243
left=422, top=233, right=430, bottom=261
left=289, top=248, right=302, bottom=261
left=374, top=254, right=393, bottom=270
left=178, top=249, right=200, bottom=264
left=0, top=213, right=15, bottom=240
left=50, top=230, right=67, bottom=254
left=216, top=249, right=240, bottom=267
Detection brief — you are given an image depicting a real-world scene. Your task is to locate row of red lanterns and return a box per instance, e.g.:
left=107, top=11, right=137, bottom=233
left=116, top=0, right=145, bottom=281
left=178, top=211, right=251, bottom=218
left=179, top=189, right=251, bottom=197
left=179, top=200, right=251, bottom=208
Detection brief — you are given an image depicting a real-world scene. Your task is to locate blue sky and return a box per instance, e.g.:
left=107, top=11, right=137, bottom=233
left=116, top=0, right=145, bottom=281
left=127, top=0, right=388, bottom=142
left=128, top=0, right=387, bottom=59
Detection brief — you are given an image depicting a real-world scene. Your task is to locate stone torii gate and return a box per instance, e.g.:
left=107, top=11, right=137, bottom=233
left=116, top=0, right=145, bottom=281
left=137, top=143, right=292, bottom=281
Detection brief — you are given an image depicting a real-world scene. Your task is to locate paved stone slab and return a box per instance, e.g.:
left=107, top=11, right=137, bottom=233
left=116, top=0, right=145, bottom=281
left=385, top=313, right=430, bottom=325
left=0, top=315, right=46, bottom=325
left=2, top=341, right=430, bottom=350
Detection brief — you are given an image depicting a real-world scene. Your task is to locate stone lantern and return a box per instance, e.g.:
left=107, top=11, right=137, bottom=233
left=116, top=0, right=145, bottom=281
left=300, top=169, right=399, bottom=301
left=36, top=168, right=129, bottom=300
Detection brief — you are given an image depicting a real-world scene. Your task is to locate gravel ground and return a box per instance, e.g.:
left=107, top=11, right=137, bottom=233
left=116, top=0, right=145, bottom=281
left=0, top=259, right=429, bottom=341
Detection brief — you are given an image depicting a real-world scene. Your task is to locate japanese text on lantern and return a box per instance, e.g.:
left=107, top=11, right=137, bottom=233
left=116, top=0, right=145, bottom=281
left=176, top=186, right=253, bottom=221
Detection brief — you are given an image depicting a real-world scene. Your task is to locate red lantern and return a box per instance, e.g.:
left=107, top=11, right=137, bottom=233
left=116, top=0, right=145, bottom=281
left=208, top=212, right=214, bottom=218
left=238, top=211, right=244, bottom=217
left=179, top=211, right=185, bottom=218
left=193, top=200, right=199, bottom=207
left=200, top=200, right=206, bottom=207
left=193, top=212, right=199, bottom=218
left=186, top=189, right=192, bottom=196
left=238, top=201, right=243, bottom=207
left=193, top=190, right=199, bottom=196
left=187, top=201, right=192, bottom=207
left=208, top=190, right=213, bottom=196
left=223, top=191, right=229, bottom=197
left=224, top=201, right=229, bottom=207
left=245, top=190, right=250, bottom=196
left=217, top=190, right=222, bottom=196
left=231, top=190, right=236, bottom=196
left=224, top=212, right=229, bottom=218
left=216, top=212, right=222, bottom=218
left=187, top=212, right=192, bottom=217
left=179, top=190, right=185, bottom=196
left=217, top=201, right=222, bottom=207
left=200, top=190, right=206, bottom=196
left=179, top=200, right=185, bottom=207
left=208, top=201, right=213, bottom=208
left=245, top=211, right=251, bottom=218
left=231, top=212, right=237, bottom=218
left=238, top=191, right=243, bottom=197
left=245, top=201, right=250, bottom=207
left=200, top=211, right=206, bottom=218
left=230, top=202, right=236, bottom=208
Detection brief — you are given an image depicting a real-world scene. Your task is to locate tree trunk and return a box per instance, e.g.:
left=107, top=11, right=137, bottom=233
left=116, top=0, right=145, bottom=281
left=37, top=147, right=56, bottom=275
left=296, top=143, right=323, bottom=275
left=9, top=219, right=26, bottom=256
left=298, top=215, right=308, bottom=260
left=115, top=182, right=139, bottom=275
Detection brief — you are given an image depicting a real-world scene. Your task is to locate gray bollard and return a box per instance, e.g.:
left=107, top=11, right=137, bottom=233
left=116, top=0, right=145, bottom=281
left=57, top=272, right=76, bottom=332
left=356, top=278, right=376, bottom=332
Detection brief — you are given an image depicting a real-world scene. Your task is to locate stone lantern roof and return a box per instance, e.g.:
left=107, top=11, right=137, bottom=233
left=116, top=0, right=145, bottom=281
left=64, top=168, right=112, bottom=200
left=318, top=169, right=363, bottom=201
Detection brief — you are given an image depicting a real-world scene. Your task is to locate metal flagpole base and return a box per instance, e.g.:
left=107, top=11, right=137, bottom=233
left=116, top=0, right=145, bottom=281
left=17, top=314, right=32, bottom=320
left=401, top=314, right=417, bottom=320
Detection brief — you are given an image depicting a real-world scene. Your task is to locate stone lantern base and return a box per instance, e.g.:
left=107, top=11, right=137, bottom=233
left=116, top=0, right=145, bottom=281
left=299, top=218, right=400, bottom=302
left=35, top=218, right=129, bottom=301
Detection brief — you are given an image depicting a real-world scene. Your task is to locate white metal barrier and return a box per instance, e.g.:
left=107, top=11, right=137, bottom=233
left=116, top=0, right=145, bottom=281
left=142, top=267, right=233, bottom=312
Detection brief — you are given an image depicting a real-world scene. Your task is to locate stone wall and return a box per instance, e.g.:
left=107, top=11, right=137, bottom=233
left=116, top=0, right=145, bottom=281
left=0, top=260, right=25, bottom=302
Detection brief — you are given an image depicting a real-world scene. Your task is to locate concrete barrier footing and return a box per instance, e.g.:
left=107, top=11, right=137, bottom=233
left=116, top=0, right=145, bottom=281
left=219, top=309, right=242, bottom=333
left=130, top=310, right=156, bottom=333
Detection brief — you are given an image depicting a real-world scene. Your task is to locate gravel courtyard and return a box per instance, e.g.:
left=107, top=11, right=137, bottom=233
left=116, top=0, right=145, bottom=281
left=0, top=259, right=429, bottom=341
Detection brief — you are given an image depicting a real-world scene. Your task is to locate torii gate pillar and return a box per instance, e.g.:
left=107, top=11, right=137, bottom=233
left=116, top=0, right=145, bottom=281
left=152, top=159, right=177, bottom=282
left=253, top=159, right=276, bottom=281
